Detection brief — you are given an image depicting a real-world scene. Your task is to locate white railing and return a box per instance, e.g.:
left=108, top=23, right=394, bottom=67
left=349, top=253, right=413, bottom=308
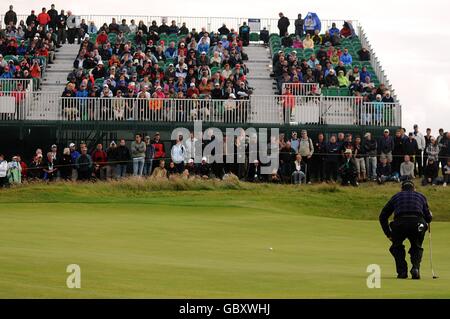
left=0, top=79, right=34, bottom=92
left=250, top=95, right=401, bottom=126
left=13, top=14, right=358, bottom=35
left=282, top=83, right=320, bottom=96
left=0, top=91, right=400, bottom=126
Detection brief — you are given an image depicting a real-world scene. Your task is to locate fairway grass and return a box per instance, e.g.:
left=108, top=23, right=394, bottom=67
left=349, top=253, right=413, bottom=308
left=0, top=180, right=449, bottom=298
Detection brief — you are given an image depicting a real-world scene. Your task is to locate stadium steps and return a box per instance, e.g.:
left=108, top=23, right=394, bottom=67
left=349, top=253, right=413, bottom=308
left=245, top=44, right=274, bottom=95
left=29, top=44, right=79, bottom=120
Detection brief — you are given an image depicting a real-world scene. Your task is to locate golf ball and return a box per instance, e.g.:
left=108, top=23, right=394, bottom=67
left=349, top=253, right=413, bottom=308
left=269, top=247, right=273, bottom=251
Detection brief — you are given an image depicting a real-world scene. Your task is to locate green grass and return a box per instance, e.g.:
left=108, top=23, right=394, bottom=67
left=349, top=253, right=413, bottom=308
left=0, top=180, right=449, bottom=298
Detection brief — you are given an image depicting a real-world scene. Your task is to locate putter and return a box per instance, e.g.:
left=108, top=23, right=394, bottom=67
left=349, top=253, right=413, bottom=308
left=428, top=224, right=438, bottom=279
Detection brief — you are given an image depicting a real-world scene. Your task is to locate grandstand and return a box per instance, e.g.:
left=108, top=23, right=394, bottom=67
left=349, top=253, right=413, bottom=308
left=1, top=11, right=401, bottom=156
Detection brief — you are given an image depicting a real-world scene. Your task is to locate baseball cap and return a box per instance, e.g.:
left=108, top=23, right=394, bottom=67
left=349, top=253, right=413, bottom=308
left=145, top=135, right=151, bottom=140
left=51, top=144, right=57, bottom=148
left=69, top=143, right=75, bottom=147
left=188, top=158, right=194, bottom=164
left=384, top=129, right=390, bottom=134
left=344, top=149, right=352, bottom=154
left=202, top=157, right=207, bottom=162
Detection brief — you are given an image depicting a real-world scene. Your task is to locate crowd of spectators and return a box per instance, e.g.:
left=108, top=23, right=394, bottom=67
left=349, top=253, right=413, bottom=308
left=59, top=16, right=253, bottom=121
left=1, top=126, right=449, bottom=188
left=272, top=12, right=390, bottom=107
left=0, top=5, right=64, bottom=91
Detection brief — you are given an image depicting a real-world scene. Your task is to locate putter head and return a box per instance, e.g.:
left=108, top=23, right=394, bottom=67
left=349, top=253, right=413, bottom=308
left=433, top=276, right=438, bottom=279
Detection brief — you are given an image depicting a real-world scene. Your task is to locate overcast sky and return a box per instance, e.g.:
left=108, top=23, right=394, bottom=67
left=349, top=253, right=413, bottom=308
left=6, top=0, right=450, bottom=134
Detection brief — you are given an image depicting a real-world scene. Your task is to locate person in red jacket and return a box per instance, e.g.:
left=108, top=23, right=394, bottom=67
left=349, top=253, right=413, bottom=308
left=37, top=8, right=51, bottom=28
left=91, top=143, right=108, bottom=180
left=152, top=132, right=166, bottom=170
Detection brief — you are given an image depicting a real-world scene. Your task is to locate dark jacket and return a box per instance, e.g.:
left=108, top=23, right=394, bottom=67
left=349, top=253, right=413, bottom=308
left=76, top=154, right=93, bottom=173
left=4, top=10, right=17, bottom=26
left=106, top=147, right=119, bottom=163
left=278, top=16, right=290, bottom=32
left=393, top=136, right=406, bottom=156
left=325, top=142, right=341, bottom=162
left=116, top=145, right=131, bottom=163
left=363, top=138, right=377, bottom=156
left=424, top=163, right=438, bottom=179
left=377, top=163, right=392, bottom=177
left=247, top=163, right=262, bottom=182
left=404, top=139, right=418, bottom=156
left=378, top=136, right=394, bottom=154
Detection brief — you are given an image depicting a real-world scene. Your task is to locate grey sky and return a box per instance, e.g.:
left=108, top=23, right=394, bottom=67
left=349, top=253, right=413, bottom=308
left=7, top=0, right=450, bottom=134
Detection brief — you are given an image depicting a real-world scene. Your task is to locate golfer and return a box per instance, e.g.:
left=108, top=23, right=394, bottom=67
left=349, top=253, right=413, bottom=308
left=379, top=180, right=432, bottom=279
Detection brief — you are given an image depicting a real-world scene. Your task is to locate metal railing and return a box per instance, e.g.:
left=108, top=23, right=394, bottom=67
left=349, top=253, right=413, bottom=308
left=282, top=83, right=320, bottom=95
left=0, top=79, right=34, bottom=92
left=13, top=14, right=358, bottom=35
left=250, top=95, right=401, bottom=126
left=0, top=91, right=400, bottom=126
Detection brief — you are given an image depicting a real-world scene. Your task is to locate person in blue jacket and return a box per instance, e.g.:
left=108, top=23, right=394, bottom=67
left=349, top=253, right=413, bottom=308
left=329, top=22, right=340, bottom=37
left=340, top=48, right=353, bottom=66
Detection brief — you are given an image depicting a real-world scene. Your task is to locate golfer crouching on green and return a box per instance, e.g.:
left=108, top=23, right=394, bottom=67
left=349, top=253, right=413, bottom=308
left=379, top=180, right=433, bottom=279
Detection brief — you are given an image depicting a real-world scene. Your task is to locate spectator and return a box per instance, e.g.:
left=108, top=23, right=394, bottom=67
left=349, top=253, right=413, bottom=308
left=277, top=12, right=290, bottom=37
left=151, top=159, right=168, bottom=179
left=75, top=147, right=93, bottom=181
left=4, top=5, right=17, bottom=26
left=143, top=136, right=155, bottom=176
left=57, top=10, right=67, bottom=45
left=239, top=22, right=250, bottom=46
left=218, top=23, right=230, bottom=35
left=91, top=143, right=108, bottom=180
left=425, top=136, right=440, bottom=164
left=400, top=155, right=415, bottom=181
left=171, top=135, right=186, bottom=173
left=378, top=129, right=394, bottom=163
left=131, top=133, right=146, bottom=177
left=260, top=27, right=269, bottom=44
left=413, top=124, right=426, bottom=178
left=422, top=158, right=439, bottom=186
left=37, top=8, right=51, bottom=29
left=281, top=87, right=295, bottom=123
left=294, top=14, right=304, bottom=37
left=303, top=33, right=314, bottom=49
left=281, top=31, right=293, bottom=47
left=363, top=132, right=377, bottom=181
left=195, top=157, right=210, bottom=179
left=312, top=133, right=326, bottom=182
left=291, top=154, right=306, bottom=184
left=312, top=30, right=322, bottom=45
left=443, top=159, right=450, bottom=187
left=337, top=70, right=350, bottom=87
left=353, top=136, right=366, bottom=181
left=339, top=149, right=358, bottom=186
left=340, top=48, right=353, bottom=66
left=329, top=22, right=340, bottom=38
left=116, top=138, right=131, bottom=178
left=298, top=130, right=314, bottom=183
left=247, top=160, right=262, bottom=182
left=0, top=154, right=8, bottom=188
left=325, top=135, right=341, bottom=183
left=47, top=4, right=58, bottom=31
left=152, top=132, right=166, bottom=167
left=340, top=22, right=353, bottom=38
left=88, top=21, right=98, bottom=34
left=377, top=157, right=398, bottom=184
left=358, top=47, right=370, bottom=61
left=59, top=148, right=72, bottom=181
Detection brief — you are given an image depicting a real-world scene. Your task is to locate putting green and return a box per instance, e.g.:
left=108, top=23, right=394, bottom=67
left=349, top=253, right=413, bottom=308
left=0, top=181, right=449, bottom=298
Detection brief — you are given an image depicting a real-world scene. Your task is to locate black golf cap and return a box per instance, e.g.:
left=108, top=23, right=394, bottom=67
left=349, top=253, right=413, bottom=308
left=402, top=180, right=415, bottom=191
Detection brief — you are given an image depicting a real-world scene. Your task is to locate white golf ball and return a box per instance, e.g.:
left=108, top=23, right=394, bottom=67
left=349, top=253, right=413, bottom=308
left=269, top=247, right=273, bottom=251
